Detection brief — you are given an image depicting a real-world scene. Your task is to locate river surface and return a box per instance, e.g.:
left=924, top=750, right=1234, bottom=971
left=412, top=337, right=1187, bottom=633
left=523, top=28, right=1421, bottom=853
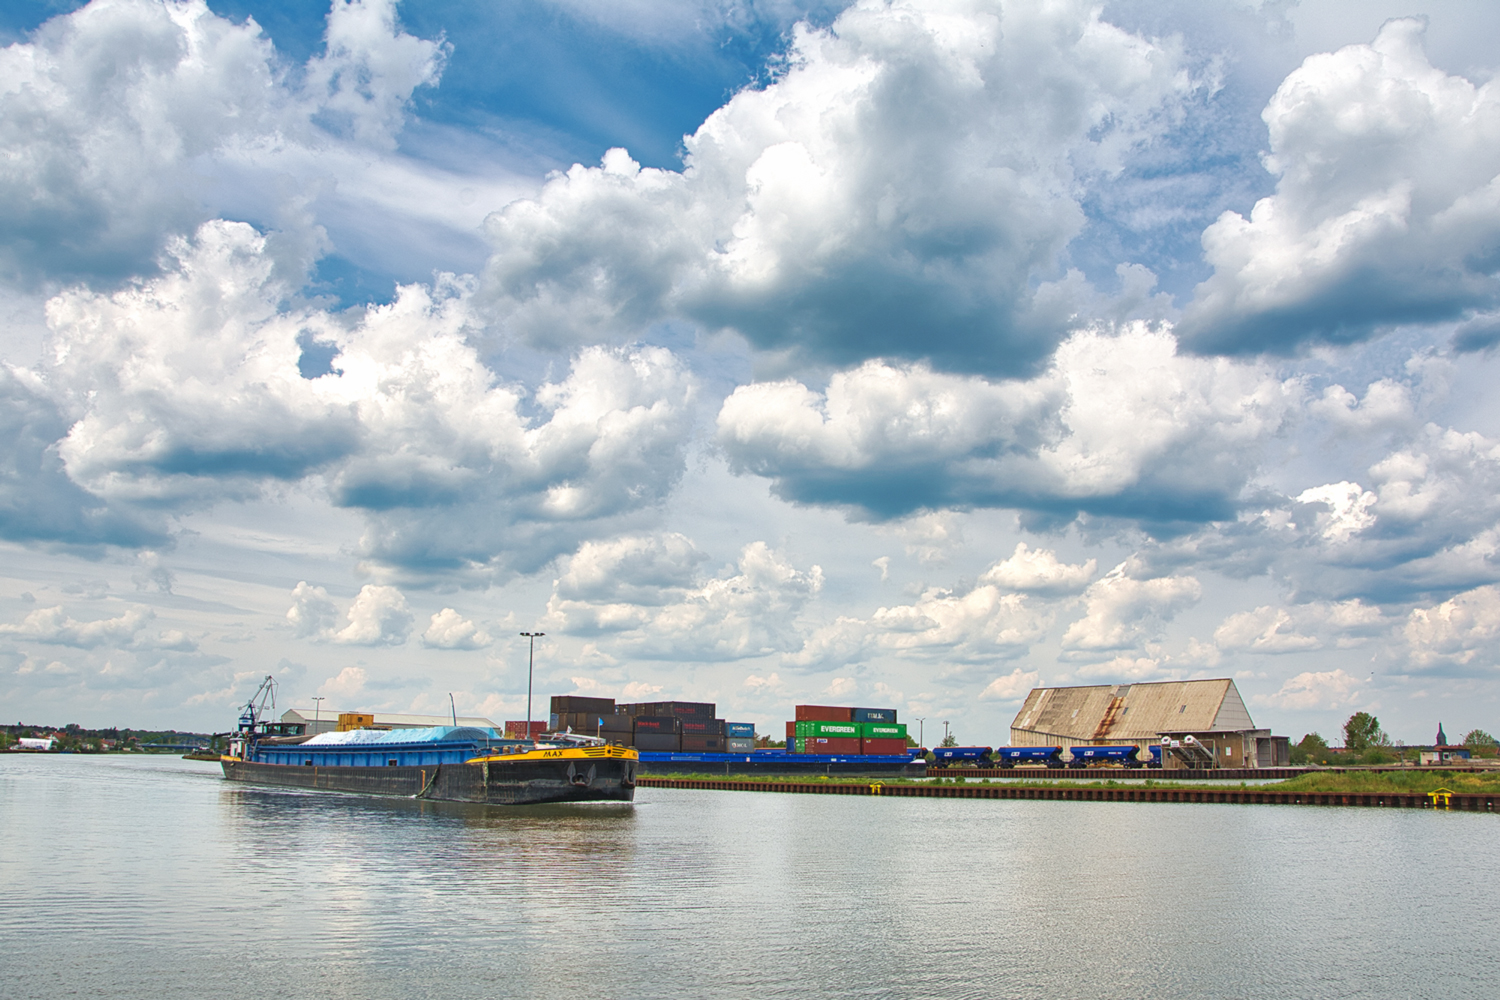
left=1, top=753, right=1492, bottom=1000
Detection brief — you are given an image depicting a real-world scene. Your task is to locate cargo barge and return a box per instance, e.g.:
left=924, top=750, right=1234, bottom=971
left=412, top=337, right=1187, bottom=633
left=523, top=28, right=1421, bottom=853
left=221, top=677, right=635, bottom=806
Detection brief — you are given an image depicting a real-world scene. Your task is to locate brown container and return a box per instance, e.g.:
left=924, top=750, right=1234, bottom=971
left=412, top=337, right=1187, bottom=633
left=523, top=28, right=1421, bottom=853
left=786, top=720, right=797, bottom=740
left=679, top=735, right=723, bottom=752
left=679, top=718, right=724, bottom=736
left=795, top=705, right=854, bottom=722
left=641, top=701, right=715, bottom=719
left=503, top=721, right=546, bottom=739
left=598, top=715, right=633, bottom=733
left=633, top=732, right=681, bottom=752
left=633, top=715, right=679, bottom=734
left=861, top=738, right=908, bottom=755
left=805, top=736, right=861, bottom=754
left=550, top=695, right=616, bottom=715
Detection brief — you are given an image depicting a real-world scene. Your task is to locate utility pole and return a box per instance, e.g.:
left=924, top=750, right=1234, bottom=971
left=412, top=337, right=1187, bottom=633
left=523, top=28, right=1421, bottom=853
left=915, top=717, right=925, bottom=747
left=943, top=721, right=950, bottom=744
left=520, top=632, right=544, bottom=741
left=449, top=692, right=457, bottom=727
left=311, top=695, right=325, bottom=733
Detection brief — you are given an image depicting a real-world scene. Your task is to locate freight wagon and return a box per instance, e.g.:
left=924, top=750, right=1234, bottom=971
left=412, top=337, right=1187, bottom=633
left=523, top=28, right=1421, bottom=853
left=994, top=746, right=1065, bottom=769
left=1066, top=745, right=1144, bottom=769
left=930, top=746, right=994, bottom=766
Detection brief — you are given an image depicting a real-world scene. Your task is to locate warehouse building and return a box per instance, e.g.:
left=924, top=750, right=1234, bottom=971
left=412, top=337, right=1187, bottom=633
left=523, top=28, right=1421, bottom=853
left=1009, top=679, right=1289, bottom=768
left=281, top=708, right=499, bottom=736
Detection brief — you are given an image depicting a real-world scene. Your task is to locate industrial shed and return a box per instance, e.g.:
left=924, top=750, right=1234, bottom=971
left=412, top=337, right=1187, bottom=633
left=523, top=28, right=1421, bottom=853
left=1009, top=679, right=1288, bottom=768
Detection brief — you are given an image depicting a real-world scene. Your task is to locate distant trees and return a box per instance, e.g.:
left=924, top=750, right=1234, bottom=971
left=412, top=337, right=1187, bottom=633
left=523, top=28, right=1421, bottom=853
left=1290, top=733, right=1333, bottom=765
left=1342, top=712, right=1390, bottom=751
left=1462, top=729, right=1496, bottom=747
left=939, top=732, right=958, bottom=747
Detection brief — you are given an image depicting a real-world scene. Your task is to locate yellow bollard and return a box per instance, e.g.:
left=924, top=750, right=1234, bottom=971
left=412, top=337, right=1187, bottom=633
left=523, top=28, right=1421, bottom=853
left=1427, top=787, right=1453, bottom=810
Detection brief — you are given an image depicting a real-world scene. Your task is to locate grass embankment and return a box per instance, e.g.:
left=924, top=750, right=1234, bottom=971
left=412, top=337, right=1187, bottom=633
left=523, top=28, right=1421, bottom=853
left=643, top=769, right=1500, bottom=795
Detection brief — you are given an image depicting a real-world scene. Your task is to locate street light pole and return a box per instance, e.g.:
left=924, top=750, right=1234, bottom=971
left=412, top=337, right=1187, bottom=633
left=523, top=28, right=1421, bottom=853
left=520, top=632, right=544, bottom=741
left=311, top=696, right=325, bottom=733
left=943, top=720, right=950, bottom=745
left=915, top=717, right=925, bottom=747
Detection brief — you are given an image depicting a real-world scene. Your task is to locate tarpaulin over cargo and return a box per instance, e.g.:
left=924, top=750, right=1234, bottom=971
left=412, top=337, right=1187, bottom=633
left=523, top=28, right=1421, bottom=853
left=301, top=726, right=498, bottom=746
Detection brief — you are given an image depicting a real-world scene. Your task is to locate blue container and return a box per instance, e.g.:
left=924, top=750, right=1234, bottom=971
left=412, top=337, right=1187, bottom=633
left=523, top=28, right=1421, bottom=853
left=725, top=722, right=755, bottom=738
left=851, top=707, right=898, bottom=723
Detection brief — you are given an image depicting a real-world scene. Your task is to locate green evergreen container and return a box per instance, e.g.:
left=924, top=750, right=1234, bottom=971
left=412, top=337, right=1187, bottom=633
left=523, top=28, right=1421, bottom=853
left=860, top=722, right=908, bottom=739
left=794, top=720, right=860, bottom=738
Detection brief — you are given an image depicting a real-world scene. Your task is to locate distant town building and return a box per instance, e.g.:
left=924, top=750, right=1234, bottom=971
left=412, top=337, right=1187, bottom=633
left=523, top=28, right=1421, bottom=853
left=1009, top=678, right=1289, bottom=768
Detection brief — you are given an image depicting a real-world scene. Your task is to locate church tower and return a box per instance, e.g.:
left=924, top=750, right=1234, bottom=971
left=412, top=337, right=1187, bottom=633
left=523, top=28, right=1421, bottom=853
left=1436, top=722, right=1448, bottom=746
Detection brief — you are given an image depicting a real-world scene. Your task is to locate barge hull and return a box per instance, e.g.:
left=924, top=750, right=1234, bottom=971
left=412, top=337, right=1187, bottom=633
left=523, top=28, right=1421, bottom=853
left=222, top=757, right=635, bottom=805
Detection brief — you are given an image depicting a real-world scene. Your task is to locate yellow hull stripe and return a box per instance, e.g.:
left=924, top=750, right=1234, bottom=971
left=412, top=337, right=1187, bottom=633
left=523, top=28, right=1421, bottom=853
left=465, top=745, right=639, bottom=764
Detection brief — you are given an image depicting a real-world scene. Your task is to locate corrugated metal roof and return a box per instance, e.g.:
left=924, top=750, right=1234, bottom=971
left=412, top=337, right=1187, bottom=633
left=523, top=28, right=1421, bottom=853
left=1010, top=679, right=1254, bottom=744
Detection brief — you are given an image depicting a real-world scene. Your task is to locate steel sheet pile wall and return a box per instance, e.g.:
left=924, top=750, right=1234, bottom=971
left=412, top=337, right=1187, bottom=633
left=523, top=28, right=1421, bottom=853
left=552, top=696, right=754, bottom=753
left=786, top=706, right=908, bottom=755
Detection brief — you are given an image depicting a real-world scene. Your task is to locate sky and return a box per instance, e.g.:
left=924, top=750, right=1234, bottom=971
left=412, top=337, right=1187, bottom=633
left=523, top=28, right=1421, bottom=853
left=4, top=0, right=1500, bottom=746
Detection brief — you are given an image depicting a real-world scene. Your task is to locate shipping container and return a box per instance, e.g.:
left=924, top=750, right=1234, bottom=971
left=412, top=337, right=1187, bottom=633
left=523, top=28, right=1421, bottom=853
left=860, top=738, right=908, bottom=755
left=642, top=701, right=716, bottom=719
left=795, top=704, right=854, bottom=722
left=725, top=722, right=755, bottom=738
left=859, top=722, right=907, bottom=739
left=598, top=715, right=633, bottom=733
left=549, top=695, right=616, bottom=715
left=503, top=721, right=548, bottom=739
left=785, top=720, right=797, bottom=740
left=633, top=733, right=681, bottom=752
left=632, top=715, right=680, bottom=734
left=852, top=707, right=898, bottom=723
left=805, top=736, right=861, bottom=754
left=679, top=718, right=725, bottom=736
left=795, top=720, right=860, bottom=738
left=679, top=735, right=723, bottom=752
left=725, top=737, right=755, bottom=752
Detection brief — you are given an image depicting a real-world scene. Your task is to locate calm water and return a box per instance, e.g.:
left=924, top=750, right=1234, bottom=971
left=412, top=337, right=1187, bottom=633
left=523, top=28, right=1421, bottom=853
left=1, top=754, right=1493, bottom=1000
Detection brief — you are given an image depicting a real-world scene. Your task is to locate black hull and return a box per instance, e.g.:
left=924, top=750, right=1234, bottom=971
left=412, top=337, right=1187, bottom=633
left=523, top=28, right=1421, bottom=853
left=222, top=757, right=636, bottom=805
left=638, top=759, right=927, bottom=777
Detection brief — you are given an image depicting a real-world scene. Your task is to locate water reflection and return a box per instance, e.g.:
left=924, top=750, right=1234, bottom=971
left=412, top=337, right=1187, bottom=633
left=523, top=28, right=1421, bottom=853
left=1, top=754, right=1494, bottom=1000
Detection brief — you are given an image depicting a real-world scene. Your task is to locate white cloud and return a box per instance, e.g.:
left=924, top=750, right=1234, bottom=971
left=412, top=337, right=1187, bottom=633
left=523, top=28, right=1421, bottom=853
left=0, top=605, right=151, bottom=648
left=1181, top=18, right=1500, bottom=353
left=0, top=0, right=445, bottom=286
left=330, top=585, right=412, bottom=646
left=545, top=539, right=824, bottom=660
left=978, top=667, right=1040, bottom=702
left=1307, top=380, right=1414, bottom=434
left=1295, top=482, right=1377, bottom=543
left=1061, top=559, right=1201, bottom=653
left=21, top=220, right=697, bottom=573
left=287, top=582, right=339, bottom=639
left=1257, top=668, right=1364, bottom=711
left=480, top=0, right=1196, bottom=373
left=1404, top=585, right=1500, bottom=668
left=422, top=609, right=492, bottom=650
left=981, top=543, right=1096, bottom=595
left=1214, top=600, right=1383, bottom=654
left=717, top=325, right=1296, bottom=523
left=318, top=665, right=368, bottom=700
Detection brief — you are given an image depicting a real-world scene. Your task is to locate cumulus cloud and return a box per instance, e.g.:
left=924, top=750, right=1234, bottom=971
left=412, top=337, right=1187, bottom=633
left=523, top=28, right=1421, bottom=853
left=422, top=608, right=492, bottom=650
left=0, top=605, right=151, bottom=648
left=1404, top=585, right=1500, bottom=669
left=1214, top=600, right=1384, bottom=654
left=981, top=543, right=1095, bottom=595
left=17, top=220, right=697, bottom=573
left=718, top=325, right=1295, bottom=523
left=481, top=0, right=1196, bottom=374
left=329, top=585, right=412, bottom=646
left=1257, top=668, right=1364, bottom=711
left=287, top=582, right=340, bottom=639
left=1180, top=19, right=1500, bottom=354
left=318, top=664, right=368, bottom=700
left=1295, top=482, right=1377, bottom=543
left=0, top=0, right=445, bottom=287
left=1060, top=559, right=1200, bottom=654
left=544, top=538, right=823, bottom=660
left=978, top=666, right=1040, bottom=702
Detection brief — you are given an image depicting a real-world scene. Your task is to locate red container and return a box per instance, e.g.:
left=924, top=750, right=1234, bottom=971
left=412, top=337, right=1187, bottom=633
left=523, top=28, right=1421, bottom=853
left=785, top=720, right=797, bottom=741
left=861, top=738, right=908, bottom=755
left=679, top=735, right=723, bottom=752
left=504, top=721, right=547, bottom=739
left=795, top=705, right=854, bottom=722
left=805, top=736, right=861, bottom=754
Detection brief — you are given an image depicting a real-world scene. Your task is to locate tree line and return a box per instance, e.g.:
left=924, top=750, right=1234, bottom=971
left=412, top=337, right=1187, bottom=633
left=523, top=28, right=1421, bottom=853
left=1289, top=713, right=1497, bottom=765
